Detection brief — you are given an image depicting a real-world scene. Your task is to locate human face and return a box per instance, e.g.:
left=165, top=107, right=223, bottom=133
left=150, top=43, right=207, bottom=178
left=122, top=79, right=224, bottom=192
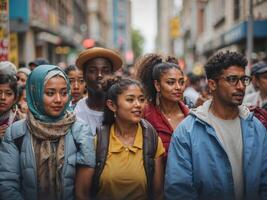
left=154, top=68, right=185, bottom=103
left=68, top=69, right=85, bottom=103
left=255, top=72, right=267, bottom=97
left=84, top=58, right=113, bottom=91
left=43, top=76, right=69, bottom=117
left=17, top=72, right=28, bottom=86
left=212, top=66, right=247, bottom=107
left=18, top=89, right=28, bottom=114
left=0, top=83, right=16, bottom=115
left=109, top=85, right=146, bottom=124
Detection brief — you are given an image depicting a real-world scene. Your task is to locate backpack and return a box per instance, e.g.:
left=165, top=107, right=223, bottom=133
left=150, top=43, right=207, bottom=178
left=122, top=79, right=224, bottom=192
left=92, top=119, right=158, bottom=200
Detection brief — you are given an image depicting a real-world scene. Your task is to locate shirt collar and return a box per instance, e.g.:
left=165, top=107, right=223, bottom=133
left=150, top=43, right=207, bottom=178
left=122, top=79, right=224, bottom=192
left=109, top=123, right=143, bottom=153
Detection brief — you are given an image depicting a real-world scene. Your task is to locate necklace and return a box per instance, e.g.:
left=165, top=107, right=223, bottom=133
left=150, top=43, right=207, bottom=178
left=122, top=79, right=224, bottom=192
left=160, top=109, right=172, bottom=121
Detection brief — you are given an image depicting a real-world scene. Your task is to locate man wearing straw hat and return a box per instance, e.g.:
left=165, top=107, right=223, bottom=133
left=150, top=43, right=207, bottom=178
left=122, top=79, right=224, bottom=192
left=74, top=47, right=123, bottom=134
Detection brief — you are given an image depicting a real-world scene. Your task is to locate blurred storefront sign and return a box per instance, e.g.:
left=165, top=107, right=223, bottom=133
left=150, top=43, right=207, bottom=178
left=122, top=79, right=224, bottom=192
left=37, top=32, right=61, bottom=45
left=55, top=46, right=70, bottom=55
left=170, top=17, right=181, bottom=39
left=0, top=0, right=9, bottom=61
left=8, top=32, right=18, bottom=66
left=203, top=20, right=267, bottom=54
left=9, top=0, right=29, bottom=32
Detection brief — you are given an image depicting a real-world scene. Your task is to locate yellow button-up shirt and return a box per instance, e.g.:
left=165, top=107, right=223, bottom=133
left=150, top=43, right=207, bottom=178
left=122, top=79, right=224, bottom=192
left=96, top=123, right=165, bottom=200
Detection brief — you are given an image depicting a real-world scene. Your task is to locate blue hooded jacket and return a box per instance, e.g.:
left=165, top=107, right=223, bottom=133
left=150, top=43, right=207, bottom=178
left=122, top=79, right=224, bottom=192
left=0, top=119, right=95, bottom=200
left=164, top=100, right=267, bottom=200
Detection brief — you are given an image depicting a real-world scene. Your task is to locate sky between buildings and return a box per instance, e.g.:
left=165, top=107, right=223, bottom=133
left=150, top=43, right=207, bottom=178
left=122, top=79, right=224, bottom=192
left=131, top=0, right=182, bottom=53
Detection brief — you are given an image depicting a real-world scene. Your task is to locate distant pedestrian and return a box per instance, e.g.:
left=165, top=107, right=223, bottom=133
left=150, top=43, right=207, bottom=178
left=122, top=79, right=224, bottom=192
left=28, top=57, right=49, bottom=71
left=0, top=61, right=22, bottom=139
left=165, top=51, right=267, bottom=200
left=16, top=67, right=31, bottom=86
left=0, top=73, right=21, bottom=138
left=74, top=47, right=123, bottom=134
left=243, top=61, right=267, bottom=109
left=64, top=65, right=86, bottom=110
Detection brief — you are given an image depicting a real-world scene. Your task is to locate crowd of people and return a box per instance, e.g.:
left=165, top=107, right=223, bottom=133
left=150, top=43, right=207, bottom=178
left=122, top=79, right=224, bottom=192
left=0, top=47, right=267, bottom=200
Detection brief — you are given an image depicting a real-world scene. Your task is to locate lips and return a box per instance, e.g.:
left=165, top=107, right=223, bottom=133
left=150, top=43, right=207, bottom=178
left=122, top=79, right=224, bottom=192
left=172, top=93, right=183, bottom=98
left=132, top=110, right=142, bottom=117
left=72, top=93, right=81, bottom=98
left=232, top=92, right=245, bottom=100
left=51, top=106, right=63, bottom=112
left=0, top=103, right=7, bottom=107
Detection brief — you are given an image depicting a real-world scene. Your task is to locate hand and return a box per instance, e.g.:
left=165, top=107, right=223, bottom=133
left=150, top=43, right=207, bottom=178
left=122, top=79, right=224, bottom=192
left=0, top=124, right=8, bottom=138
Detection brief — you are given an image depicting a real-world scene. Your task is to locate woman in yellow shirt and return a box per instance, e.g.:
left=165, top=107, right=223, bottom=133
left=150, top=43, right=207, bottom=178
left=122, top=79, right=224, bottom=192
left=92, top=77, right=165, bottom=200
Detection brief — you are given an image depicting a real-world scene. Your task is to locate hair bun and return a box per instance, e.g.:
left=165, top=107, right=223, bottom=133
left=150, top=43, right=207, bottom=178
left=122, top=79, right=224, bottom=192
left=101, top=75, right=122, bottom=92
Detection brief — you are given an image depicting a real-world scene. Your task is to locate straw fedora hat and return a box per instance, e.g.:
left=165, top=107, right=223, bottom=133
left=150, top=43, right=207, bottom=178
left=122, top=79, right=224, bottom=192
left=76, top=47, right=123, bottom=72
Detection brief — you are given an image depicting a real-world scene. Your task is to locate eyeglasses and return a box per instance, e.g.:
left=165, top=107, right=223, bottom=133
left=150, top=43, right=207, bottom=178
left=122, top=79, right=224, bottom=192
left=220, top=75, right=252, bottom=86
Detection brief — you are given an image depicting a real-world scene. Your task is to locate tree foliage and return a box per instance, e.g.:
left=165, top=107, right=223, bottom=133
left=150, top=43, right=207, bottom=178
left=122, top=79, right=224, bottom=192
left=131, top=29, right=144, bottom=60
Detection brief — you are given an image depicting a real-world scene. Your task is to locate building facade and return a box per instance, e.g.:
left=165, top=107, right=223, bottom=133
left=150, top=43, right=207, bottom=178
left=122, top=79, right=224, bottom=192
left=180, top=0, right=267, bottom=71
left=156, top=0, right=176, bottom=54
left=9, top=0, right=90, bottom=66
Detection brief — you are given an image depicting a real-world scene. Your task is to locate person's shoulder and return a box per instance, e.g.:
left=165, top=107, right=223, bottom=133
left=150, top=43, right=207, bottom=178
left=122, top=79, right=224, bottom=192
left=74, top=97, right=87, bottom=112
left=252, top=114, right=267, bottom=131
left=72, top=119, right=91, bottom=132
left=4, top=119, right=27, bottom=142
left=172, top=114, right=197, bottom=136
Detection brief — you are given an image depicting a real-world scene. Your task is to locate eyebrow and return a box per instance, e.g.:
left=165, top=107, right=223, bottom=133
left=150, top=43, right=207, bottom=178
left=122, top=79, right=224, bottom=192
left=45, top=87, right=67, bottom=90
left=125, top=94, right=144, bottom=97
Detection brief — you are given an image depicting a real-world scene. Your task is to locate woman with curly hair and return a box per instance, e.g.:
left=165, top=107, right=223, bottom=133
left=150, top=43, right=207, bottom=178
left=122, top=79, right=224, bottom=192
left=135, top=54, right=189, bottom=165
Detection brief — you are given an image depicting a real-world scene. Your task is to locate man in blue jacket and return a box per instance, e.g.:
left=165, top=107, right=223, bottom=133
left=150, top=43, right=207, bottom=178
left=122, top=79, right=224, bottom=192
left=165, top=51, right=267, bottom=200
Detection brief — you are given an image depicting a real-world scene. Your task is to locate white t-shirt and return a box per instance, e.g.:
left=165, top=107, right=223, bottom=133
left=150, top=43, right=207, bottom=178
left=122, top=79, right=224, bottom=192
left=74, top=97, right=103, bottom=135
left=208, top=111, right=243, bottom=200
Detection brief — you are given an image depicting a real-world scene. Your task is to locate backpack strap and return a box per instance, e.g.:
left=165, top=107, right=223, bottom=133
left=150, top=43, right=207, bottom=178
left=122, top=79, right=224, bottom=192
left=92, top=121, right=158, bottom=199
left=92, top=124, right=110, bottom=196
left=141, top=119, right=158, bottom=200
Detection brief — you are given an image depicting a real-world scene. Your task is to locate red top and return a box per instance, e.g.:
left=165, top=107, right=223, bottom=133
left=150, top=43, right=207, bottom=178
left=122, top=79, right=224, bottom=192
left=144, top=101, right=190, bottom=164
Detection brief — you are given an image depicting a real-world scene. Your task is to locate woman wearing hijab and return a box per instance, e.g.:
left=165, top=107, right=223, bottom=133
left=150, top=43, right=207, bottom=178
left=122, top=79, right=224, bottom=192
left=0, top=65, right=95, bottom=200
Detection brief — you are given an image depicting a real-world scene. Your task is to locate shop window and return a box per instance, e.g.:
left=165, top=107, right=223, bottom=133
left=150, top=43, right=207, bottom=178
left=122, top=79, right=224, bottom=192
left=234, top=0, right=240, bottom=21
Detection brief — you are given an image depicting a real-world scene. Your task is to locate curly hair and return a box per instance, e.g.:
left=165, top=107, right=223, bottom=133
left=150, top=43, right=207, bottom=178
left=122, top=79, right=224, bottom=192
left=135, top=53, right=183, bottom=104
left=102, top=75, right=144, bottom=125
left=135, top=53, right=163, bottom=102
left=205, top=51, right=248, bottom=80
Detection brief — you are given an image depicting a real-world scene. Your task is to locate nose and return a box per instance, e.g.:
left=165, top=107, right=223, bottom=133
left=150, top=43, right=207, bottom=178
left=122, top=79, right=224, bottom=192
left=97, top=71, right=103, bottom=80
left=55, top=93, right=62, bottom=103
left=135, top=99, right=142, bottom=107
left=73, top=80, right=79, bottom=89
left=175, top=82, right=182, bottom=90
left=0, top=93, right=5, bottom=99
left=236, top=79, right=245, bottom=90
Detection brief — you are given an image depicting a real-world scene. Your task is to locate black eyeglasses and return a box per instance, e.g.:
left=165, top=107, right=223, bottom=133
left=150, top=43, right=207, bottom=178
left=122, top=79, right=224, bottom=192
left=220, top=75, right=252, bottom=86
